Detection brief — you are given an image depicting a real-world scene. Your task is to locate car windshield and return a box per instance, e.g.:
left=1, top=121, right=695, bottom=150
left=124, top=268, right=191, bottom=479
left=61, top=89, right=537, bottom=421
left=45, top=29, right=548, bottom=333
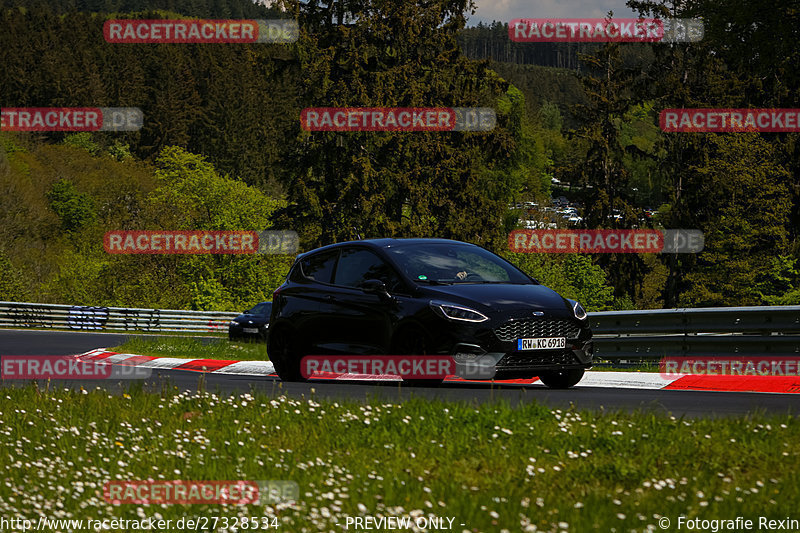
left=248, top=303, right=271, bottom=315
left=385, top=243, right=534, bottom=284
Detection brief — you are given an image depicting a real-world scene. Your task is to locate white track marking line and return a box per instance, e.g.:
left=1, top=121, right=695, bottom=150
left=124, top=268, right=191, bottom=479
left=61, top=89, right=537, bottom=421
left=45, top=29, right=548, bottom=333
left=78, top=348, right=108, bottom=357
left=212, top=360, right=275, bottom=375
left=576, top=371, right=683, bottom=389
left=97, top=353, right=141, bottom=364
left=134, top=357, right=198, bottom=370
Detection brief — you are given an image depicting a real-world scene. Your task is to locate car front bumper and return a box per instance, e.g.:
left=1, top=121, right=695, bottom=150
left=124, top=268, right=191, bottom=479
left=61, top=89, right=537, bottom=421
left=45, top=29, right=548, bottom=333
left=229, top=324, right=268, bottom=340
left=427, top=314, right=593, bottom=379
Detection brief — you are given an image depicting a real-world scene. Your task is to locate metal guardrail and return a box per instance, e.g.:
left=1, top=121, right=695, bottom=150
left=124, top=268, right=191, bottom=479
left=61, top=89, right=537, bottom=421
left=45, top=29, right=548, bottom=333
left=2, top=301, right=799, bottom=359
left=0, top=301, right=239, bottom=334
left=590, top=306, right=800, bottom=360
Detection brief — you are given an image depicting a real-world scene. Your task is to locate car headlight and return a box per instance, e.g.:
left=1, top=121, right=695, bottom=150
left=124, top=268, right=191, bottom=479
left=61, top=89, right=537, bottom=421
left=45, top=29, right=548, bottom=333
left=229, top=321, right=238, bottom=326
left=568, top=299, right=588, bottom=321
left=430, top=300, right=489, bottom=323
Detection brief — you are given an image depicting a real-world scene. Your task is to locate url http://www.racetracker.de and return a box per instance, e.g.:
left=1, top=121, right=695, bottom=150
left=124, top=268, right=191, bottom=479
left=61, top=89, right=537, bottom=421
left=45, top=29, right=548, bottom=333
left=1, top=516, right=281, bottom=531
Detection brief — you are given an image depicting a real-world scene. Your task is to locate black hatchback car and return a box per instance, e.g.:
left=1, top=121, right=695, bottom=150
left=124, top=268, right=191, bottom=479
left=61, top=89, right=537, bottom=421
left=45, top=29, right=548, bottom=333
left=228, top=301, right=272, bottom=341
left=268, top=239, right=593, bottom=388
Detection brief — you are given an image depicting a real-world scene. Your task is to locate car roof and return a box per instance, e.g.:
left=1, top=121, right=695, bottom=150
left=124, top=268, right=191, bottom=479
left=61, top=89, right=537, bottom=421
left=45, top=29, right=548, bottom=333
left=295, top=238, right=475, bottom=260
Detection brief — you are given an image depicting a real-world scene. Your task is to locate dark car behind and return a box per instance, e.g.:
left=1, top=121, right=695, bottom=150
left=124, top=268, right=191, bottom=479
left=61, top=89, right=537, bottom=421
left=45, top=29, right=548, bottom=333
left=228, top=301, right=272, bottom=341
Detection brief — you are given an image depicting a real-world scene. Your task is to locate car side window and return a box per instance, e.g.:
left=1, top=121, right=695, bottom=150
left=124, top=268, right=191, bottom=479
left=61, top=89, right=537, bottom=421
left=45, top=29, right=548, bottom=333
left=300, top=251, right=338, bottom=283
left=288, top=262, right=304, bottom=282
left=333, top=248, right=403, bottom=292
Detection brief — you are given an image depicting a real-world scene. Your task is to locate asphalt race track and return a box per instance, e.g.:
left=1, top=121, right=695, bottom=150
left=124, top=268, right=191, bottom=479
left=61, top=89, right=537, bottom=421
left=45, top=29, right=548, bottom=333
left=2, top=329, right=800, bottom=417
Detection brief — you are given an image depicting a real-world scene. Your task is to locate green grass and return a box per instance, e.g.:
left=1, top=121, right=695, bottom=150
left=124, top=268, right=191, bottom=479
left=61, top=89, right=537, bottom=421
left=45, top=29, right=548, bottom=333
left=110, top=336, right=269, bottom=362
left=1, top=385, right=798, bottom=531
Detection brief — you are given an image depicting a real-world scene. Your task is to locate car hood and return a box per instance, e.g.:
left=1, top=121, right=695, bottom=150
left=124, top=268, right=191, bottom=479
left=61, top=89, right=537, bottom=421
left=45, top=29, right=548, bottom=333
left=421, top=283, right=571, bottom=315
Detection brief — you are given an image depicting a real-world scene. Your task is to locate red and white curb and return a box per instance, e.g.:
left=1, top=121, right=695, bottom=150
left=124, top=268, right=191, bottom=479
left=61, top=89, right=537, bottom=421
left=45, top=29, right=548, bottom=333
left=74, top=349, right=800, bottom=394
left=75, top=348, right=275, bottom=376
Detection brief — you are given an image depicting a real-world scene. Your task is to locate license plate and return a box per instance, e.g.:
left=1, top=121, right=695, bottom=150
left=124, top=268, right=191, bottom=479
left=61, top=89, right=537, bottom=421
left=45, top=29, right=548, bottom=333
left=517, top=337, right=566, bottom=350
left=243, top=328, right=259, bottom=334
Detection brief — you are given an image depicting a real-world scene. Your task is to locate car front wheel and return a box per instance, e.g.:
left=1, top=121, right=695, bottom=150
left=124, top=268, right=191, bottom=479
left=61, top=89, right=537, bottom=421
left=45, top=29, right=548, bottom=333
left=538, top=368, right=585, bottom=389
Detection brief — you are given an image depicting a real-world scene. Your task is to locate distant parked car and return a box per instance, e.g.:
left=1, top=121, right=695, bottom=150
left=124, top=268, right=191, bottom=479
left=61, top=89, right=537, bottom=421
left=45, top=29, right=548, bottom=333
left=229, top=302, right=272, bottom=341
left=524, top=220, right=558, bottom=229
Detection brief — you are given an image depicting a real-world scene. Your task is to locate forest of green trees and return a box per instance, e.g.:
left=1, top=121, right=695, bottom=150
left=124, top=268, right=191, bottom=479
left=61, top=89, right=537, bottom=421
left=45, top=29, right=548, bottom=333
left=1, top=0, right=799, bottom=311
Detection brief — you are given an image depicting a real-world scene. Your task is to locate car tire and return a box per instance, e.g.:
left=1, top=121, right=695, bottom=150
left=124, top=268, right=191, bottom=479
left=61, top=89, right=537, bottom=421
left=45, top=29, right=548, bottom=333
left=267, top=326, right=307, bottom=382
left=391, top=328, right=444, bottom=387
left=538, top=368, right=585, bottom=389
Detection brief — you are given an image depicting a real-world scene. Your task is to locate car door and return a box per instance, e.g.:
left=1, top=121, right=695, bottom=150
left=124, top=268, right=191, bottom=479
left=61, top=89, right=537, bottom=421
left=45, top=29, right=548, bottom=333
left=315, top=247, right=403, bottom=355
left=287, top=249, right=339, bottom=353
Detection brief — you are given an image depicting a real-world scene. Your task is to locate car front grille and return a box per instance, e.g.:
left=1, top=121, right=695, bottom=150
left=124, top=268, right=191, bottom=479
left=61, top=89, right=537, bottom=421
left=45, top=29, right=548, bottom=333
left=497, top=351, right=578, bottom=368
left=494, top=318, right=580, bottom=342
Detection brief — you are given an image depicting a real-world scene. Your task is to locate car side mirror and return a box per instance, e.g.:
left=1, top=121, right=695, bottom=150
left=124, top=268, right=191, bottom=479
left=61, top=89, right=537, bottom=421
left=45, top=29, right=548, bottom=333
left=361, top=279, right=393, bottom=300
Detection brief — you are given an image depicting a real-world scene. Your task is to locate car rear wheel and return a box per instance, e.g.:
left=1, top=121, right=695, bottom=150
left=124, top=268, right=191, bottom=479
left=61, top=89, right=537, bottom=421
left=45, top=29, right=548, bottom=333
left=538, top=368, right=585, bottom=389
left=268, top=326, right=306, bottom=382
left=391, top=328, right=444, bottom=387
